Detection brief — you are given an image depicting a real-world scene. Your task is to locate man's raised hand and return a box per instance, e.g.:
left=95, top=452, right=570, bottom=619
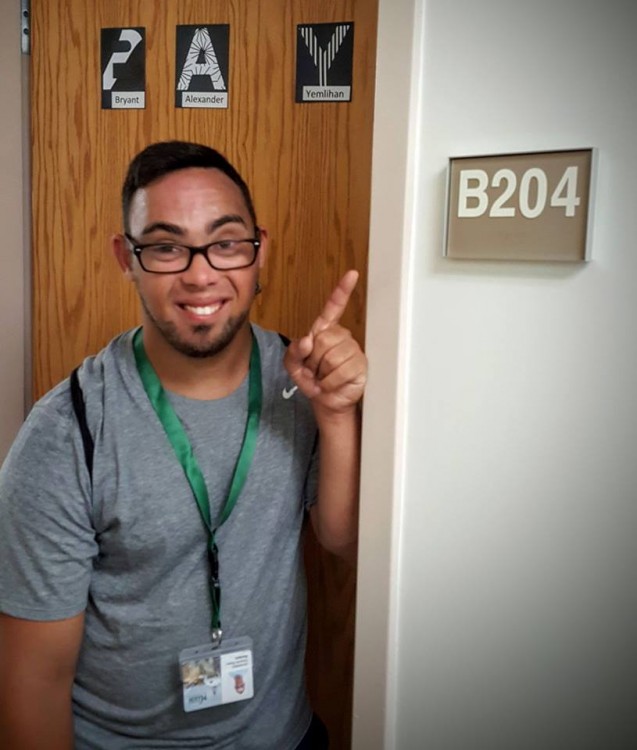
left=284, top=270, right=367, bottom=415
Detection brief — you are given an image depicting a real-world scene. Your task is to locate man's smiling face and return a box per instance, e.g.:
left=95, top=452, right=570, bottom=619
left=118, top=166, right=266, bottom=359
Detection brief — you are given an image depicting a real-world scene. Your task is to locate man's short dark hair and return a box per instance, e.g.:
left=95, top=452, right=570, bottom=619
left=121, top=141, right=257, bottom=232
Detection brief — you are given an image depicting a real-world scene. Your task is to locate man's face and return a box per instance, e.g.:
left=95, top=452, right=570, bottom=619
left=115, top=166, right=266, bottom=359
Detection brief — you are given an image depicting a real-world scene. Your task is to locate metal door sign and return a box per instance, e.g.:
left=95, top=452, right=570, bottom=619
left=101, top=28, right=146, bottom=109
left=176, top=25, right=230, bottom=109
left=296, top=22, right=354, bottom=103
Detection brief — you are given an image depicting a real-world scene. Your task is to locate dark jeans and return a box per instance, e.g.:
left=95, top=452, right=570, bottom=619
left=295, top=714, right=329, bottom=750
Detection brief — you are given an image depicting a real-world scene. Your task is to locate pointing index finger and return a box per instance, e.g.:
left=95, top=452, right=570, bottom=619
left=311, top=270, right=359, bottom=335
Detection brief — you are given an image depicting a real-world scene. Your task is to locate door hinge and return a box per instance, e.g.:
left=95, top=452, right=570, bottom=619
left=21, top=0, right=30, bottom=55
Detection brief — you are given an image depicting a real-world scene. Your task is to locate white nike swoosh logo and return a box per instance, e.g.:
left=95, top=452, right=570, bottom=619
left=282, top=385, right=299, bottom=400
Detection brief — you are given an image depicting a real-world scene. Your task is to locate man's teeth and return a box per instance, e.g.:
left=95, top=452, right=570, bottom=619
left=184, top=303, right=222, bottom=315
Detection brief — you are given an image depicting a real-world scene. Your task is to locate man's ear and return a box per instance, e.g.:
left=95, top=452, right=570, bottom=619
left=111, top=234, right=135, bottom=280
left=257, top=227, right=269, bottom=270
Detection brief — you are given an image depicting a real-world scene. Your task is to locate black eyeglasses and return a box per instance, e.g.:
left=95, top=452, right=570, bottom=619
left=124, top=232, right=261, bottom=274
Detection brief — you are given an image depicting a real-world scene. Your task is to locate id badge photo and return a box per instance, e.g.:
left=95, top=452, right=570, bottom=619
left=179, top=636, right=254, bottom=713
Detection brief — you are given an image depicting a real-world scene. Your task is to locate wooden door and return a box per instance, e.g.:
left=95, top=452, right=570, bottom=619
left=31, top=1, right=377, bottom=746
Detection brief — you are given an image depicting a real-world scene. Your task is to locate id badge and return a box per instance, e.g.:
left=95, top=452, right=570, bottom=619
left=179, top=637, right=254, bottom=713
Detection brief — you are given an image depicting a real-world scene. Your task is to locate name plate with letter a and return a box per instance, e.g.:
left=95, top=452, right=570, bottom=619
left=444, top=149, right=597, bottom=262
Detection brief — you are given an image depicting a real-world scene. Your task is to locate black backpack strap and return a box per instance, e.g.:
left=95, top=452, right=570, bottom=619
left=70, top=367, right=94, bottom=481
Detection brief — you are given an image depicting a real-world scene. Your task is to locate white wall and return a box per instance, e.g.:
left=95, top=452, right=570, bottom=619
left=0, top=0, right=27, bottom=459
left=365, top=0, right=637, bottom=748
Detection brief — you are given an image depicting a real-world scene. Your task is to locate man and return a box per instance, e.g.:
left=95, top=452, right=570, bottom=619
left=0, top=141, right=366, bottom=749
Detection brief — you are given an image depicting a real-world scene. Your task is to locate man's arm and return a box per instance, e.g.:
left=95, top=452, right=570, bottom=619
left=284, top=271, right=367, bottom=561
left=310, top=403, right=361, bottom=561
left=0, top=612, right=85, bottom=750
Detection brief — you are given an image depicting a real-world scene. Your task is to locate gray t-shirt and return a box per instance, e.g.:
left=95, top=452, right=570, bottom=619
left=0, top=325, right=319, bottom=749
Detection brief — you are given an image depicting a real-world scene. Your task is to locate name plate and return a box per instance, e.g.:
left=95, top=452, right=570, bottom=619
left=444, top=149, right=596, bottom=262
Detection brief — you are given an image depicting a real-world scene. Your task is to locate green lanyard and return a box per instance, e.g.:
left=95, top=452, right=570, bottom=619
left=133, top=328, right=263, bottom=645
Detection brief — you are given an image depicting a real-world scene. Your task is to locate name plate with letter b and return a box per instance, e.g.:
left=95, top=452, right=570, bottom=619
left=444, top=149, right=596, bottom=262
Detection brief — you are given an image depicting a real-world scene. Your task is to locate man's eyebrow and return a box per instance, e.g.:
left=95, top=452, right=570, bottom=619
left=139, top=215, right=248, bottom=237
left=140, top=221, right=183, bottom=237
left=207, top=214, right=248, bottom=233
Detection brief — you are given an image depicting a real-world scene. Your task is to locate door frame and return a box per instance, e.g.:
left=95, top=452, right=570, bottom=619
left=0, top=0, right=30, bottom=459
left=352, top=0, right=420, bottom=747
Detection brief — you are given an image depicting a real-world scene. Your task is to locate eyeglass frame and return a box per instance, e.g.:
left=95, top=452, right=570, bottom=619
left=124, top=231, right=262, bottom=274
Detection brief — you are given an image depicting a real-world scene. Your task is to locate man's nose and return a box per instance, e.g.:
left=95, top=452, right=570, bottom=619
left=181, top=250, right=222, bottom=285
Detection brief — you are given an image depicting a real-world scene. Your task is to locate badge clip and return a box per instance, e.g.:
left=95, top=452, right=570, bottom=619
left=211, top=627, right=223, bottom=647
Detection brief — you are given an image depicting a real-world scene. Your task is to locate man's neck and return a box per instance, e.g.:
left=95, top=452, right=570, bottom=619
left=140, top=323, right=253, bottom=400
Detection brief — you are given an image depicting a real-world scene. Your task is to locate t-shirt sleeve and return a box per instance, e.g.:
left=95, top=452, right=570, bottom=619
left=0, top=393, right=98, bottom=620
